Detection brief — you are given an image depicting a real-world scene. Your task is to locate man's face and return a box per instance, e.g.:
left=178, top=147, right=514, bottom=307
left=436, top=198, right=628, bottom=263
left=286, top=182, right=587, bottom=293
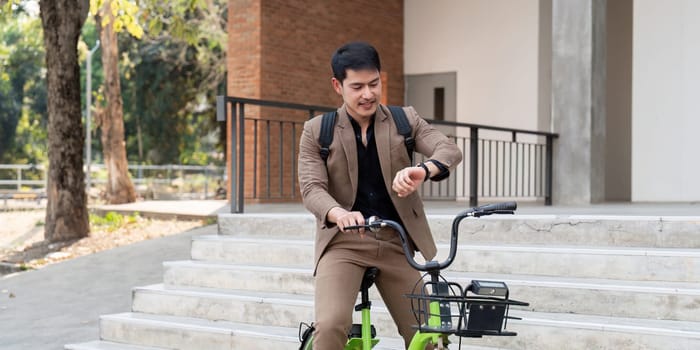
left=332, top=68, right=381, bottom=120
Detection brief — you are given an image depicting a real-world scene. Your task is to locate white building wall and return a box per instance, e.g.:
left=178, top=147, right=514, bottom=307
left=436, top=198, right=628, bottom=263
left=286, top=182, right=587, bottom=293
left=404, top=0, right=541, bottom=132
left=406, top=0, right=700, bottom=202
left=633, top=0, right=700, bottom=201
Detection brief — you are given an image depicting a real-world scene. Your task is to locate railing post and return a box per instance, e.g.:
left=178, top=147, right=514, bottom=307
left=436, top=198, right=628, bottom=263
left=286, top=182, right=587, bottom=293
left=204, top=167, right=209, bottom=200
left=229, top=101, right=239, bottom=213
left=178, top=166, right=184, bottom=197
left=17, top=167, right=22, bottom=191
left=545, top=134, right=554, bottom=205
left=43, top=165, right=48, bottom=192
left=238, top=103, right=246, bottom=213
left=469, top=128, right=479, bottom=207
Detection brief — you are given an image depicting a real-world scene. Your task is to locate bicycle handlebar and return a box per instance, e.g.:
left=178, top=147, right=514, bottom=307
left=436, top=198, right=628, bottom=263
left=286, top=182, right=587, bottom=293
left=468, top=201, right=517, bottom=216
left=345, top=202, right=517, bottom=273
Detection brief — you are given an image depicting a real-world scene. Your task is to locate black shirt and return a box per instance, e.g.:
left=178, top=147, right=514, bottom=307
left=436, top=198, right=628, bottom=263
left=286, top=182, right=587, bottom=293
left=348, top=115, right=402, bottom=223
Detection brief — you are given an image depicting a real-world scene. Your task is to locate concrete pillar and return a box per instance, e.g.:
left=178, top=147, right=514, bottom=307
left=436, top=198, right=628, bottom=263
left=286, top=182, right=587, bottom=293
left=605, top=0, right=632, bottom=201
left=538, top=0, right=552, bottom=133
left=551, top=0, right=607, bottom=204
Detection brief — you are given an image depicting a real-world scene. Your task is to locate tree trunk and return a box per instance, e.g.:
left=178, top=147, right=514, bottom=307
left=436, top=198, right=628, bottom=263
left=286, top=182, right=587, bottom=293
left=96, top=0, right=137, bottom=204
left=39, top=0, right=90, bottom=242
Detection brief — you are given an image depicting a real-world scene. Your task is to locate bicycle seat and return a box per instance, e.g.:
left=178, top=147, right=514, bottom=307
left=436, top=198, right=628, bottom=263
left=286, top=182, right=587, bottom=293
left=360, top=267, right=379, bottom=292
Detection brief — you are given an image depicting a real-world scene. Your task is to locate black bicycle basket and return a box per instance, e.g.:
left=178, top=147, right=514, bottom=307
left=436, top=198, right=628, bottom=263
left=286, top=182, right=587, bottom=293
left=406, top=274, right=528, bottom=338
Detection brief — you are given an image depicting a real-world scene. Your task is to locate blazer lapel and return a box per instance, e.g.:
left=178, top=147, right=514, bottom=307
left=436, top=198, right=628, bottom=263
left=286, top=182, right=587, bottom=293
left=337, top=105, right=358, bottom=195
left=374, top=105, right=394, bottom=191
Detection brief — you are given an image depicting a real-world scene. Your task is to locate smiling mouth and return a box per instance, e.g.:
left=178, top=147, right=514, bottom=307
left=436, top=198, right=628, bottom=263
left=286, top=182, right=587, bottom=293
left=359, top=100, right=375, bottom=108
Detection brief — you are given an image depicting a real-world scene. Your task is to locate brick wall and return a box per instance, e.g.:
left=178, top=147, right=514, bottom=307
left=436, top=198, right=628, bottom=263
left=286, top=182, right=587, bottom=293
left=228, top=0, right=262, bottom=99
left=259, top=0, right=404, bottom=107
left=227, top=0, right=404, bottom=202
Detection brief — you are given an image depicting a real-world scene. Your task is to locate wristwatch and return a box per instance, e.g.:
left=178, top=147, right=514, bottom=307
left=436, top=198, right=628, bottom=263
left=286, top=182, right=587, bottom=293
left=417, top=162, right=431, bottom=182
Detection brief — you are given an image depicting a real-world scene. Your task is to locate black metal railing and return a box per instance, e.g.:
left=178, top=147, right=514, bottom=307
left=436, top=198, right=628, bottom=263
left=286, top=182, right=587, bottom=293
left=217, top=96, right=334, bottom=213
left=415, top=120, right=557, bottom=206
left=217, top=96, right=558, bottom=213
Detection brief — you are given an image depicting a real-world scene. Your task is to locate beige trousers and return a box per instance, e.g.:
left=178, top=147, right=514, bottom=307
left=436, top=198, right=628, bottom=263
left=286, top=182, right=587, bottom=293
left=312, top=227, right=423, bottom=349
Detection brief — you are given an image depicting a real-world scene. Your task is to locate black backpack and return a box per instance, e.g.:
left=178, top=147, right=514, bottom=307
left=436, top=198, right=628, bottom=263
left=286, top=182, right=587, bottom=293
left=318, top=106, right=415, bottom=164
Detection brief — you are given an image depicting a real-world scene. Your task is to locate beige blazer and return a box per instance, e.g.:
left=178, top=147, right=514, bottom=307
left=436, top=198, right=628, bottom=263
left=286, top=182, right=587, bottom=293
left=298, top=104, right=463, bottom=272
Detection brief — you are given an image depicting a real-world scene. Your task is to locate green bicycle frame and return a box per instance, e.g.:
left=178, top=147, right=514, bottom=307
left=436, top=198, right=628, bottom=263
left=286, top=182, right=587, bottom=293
left=362, top=307, right=373, bottom=349
left=343, top=307, right=379, bottom=350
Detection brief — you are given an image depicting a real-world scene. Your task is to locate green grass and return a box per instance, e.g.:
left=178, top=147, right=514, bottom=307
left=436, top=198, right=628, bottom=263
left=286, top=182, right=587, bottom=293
left=204, top=216, right=217, bottom=226
left=89, top=211, right=140, bottom=232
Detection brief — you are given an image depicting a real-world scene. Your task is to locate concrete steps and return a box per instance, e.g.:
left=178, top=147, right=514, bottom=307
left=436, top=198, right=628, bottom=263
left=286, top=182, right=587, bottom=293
left=161, top=263, right=700, bottom=321
left=67, top=213, right=700, bottom=349
left=69, top=312, right=409, bottom=350
left=217, top=214, right=700, bottom=248
left=65, top=340, right=167, bottom=350
left=69, top=308, right=700, bottom=350
left=129, top=284, right=700, bottom=344
left=190, top=235, right=700, bottom=281
left=100, top=312, right=298, bottom=350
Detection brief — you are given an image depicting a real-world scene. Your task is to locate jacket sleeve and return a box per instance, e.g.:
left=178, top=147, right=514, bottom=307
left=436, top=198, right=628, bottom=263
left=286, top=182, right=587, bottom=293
left=298, top=118, right=341, bottom=226
left=405, top=106, right=463, bottom=179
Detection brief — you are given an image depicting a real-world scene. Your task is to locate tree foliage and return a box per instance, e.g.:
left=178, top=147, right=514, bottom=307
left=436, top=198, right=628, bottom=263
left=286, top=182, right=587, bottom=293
left=0, top=0, right=227, bottom=167
left=0, top=5, right=47, bottom=164
left=90, top=0, right=143, bottom=39
left=121, top=0, right=227, bottom=165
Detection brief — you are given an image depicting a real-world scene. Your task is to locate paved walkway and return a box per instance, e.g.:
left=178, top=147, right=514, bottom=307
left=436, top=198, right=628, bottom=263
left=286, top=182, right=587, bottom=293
left=0, top=199, right=698, bottom=349
left=0, top=224, right=215, bottom=350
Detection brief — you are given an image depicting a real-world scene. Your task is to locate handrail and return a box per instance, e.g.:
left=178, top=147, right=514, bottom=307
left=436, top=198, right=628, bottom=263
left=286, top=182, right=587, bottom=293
left=217, top=96, right=558, bottom=213
left=429, top=119, right=559, bottom=138
left=216, top=96, right=335, bottom=119
left=0, top=164, right=225, bottom=199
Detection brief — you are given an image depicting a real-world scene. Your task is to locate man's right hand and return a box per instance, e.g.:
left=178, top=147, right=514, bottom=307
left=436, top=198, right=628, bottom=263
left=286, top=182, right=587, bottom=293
left=327, top=207, right=366, bottom=237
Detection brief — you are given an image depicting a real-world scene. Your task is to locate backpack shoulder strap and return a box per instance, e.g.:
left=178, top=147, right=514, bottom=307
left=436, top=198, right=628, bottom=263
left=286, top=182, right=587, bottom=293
left=319, top=111, right=337, bottom=163
left=387, top=106, right=415, bottom=163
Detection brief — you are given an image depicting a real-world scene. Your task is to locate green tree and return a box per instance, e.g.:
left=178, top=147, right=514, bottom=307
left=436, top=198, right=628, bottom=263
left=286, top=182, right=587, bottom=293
left=91, top=0, right=140, bottom=204
left=0, top=76, right=20, bottom=161
left=1, top=0, right=226, bottom=172
left=0, top=5, right=46, bottom=164
left=121, top=0, right=226, bottom=165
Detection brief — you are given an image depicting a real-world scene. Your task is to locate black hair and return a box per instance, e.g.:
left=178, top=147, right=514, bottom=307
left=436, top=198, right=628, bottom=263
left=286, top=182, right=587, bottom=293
left=330, top=42, right=381, bottom=83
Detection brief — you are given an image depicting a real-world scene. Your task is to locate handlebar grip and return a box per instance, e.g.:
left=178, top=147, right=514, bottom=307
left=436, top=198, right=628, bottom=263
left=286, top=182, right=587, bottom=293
left=344, top=216, right=382, bottom=232
left=475, top=201, right=517, bottom=213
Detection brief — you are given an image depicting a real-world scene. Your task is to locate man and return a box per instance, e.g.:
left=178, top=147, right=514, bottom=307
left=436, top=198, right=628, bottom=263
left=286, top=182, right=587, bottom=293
left=298, top=41, right=462, bottom=349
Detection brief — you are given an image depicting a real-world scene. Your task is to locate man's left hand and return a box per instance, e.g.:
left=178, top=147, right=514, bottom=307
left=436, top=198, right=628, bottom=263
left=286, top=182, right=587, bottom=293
left=392, top=166, right=425, bottom=197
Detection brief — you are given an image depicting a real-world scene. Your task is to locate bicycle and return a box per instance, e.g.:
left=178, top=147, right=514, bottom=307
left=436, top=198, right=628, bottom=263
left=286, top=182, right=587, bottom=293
left=299, top=202, right=529, bottom=349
